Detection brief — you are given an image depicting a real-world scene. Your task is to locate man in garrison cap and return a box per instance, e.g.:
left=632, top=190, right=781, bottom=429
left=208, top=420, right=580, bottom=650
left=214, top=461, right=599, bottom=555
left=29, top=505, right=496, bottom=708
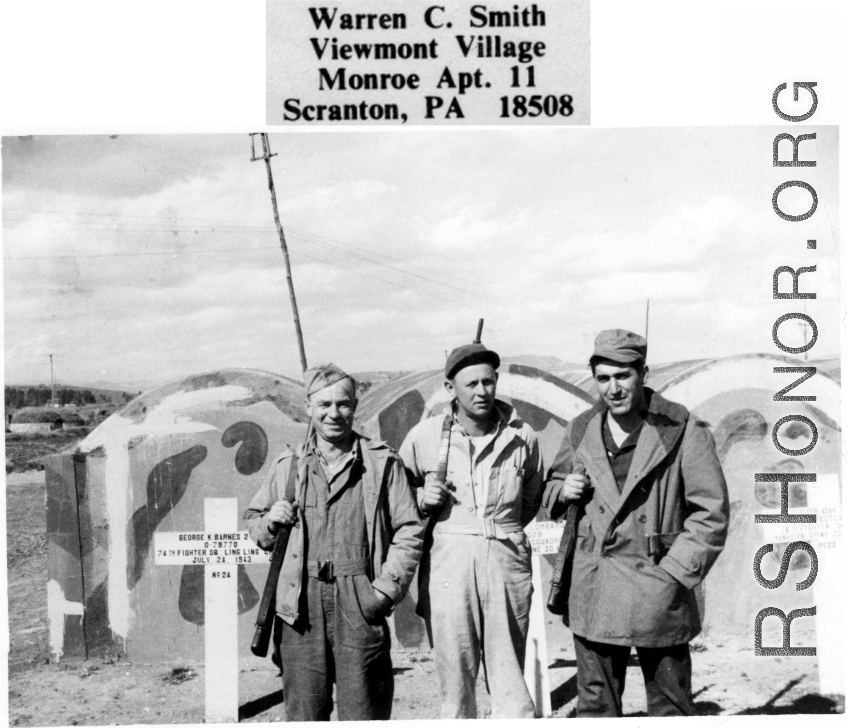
left=245, top=363, right=424, bottom=721
left=544, top=330, right=729, bottom=717
left=398, top=343, right=544, bottom=718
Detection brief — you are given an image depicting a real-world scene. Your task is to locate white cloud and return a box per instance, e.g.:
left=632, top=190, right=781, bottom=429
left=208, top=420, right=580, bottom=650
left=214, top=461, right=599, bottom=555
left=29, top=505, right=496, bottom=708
left=3, top=130, right=840, bottom=387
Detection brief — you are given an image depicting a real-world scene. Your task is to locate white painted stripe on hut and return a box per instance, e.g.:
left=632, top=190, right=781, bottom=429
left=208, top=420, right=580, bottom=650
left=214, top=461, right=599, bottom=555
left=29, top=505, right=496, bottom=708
left=497, top=371, right=594, bottom=422
left=659, top=354, right=840, bottom=425
left=105, top=433, right=132, bottom=641
left=47, top=579, right=84, bottom=660
left=74, top=384, right=255, bottom=643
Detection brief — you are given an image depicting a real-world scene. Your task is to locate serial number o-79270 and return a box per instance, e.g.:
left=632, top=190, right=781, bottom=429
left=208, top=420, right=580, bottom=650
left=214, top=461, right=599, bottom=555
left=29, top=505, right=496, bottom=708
left=499, top=94, right=574, bottom=118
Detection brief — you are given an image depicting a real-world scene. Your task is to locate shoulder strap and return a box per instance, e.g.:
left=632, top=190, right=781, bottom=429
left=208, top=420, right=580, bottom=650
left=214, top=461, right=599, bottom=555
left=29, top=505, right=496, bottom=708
left=436, top=414, right=452, bottom=484
left=284, top=453, right=299, bottom=502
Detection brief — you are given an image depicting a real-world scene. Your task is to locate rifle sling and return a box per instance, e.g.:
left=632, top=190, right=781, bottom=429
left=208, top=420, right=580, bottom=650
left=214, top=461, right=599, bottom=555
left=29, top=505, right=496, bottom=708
left=255, top=453, right=299, bottom=628
left=436, top=413, right=452, bottom=484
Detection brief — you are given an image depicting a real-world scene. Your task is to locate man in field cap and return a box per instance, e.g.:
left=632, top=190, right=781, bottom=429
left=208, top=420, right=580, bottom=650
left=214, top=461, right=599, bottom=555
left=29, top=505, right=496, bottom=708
left=544, top=330, right=729, bottom=717
left=245, top=363, right=423, bottom=721
left=399, top=341, right=544, bottom=718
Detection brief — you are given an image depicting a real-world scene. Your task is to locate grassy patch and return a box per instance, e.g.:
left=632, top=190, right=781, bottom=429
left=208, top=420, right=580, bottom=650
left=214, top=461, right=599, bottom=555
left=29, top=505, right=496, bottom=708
left=5, top=431, right=87, bottom=473
left=161, top=667, right=197, bottom=685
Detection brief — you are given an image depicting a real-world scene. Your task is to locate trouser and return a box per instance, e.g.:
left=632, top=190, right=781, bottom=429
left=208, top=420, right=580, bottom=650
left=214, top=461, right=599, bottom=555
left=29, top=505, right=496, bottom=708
left=279, top=576, right=393, bottom=721
left=426, top=533, right=535, bottom=719
left=573, top=635, right=693, bottom=717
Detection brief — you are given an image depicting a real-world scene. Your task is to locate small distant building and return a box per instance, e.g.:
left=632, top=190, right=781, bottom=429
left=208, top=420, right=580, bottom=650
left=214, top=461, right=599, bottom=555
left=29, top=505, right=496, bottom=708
left=10, top=408, right=85, bottom=432
left=61, top=412, right=86, bottom=429
left=10, top=408, right=65, bottom=433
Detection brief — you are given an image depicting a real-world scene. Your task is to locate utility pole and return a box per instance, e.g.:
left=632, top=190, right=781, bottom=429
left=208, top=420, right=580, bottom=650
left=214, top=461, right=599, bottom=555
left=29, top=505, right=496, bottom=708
left=645, top=300, right=650, bottom=340
left=250, top=133, right=308, bottom=374
left=49, top=354, right=55, bottom=407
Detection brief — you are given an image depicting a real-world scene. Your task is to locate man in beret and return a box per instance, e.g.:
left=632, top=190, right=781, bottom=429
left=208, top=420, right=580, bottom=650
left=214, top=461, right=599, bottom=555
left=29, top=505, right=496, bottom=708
left=399, top=343, right=544, bottom=718
left=245, top=363, right=424, bottom=721
left=544, top=330, right=729, bottom=717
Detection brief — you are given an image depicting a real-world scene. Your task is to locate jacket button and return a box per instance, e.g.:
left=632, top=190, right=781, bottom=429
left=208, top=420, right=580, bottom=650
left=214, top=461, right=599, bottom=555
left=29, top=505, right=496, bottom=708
left=292, top=553, right=298, bottom=559
left=638, top=514, right=647, bottom=523
left=598, top=506, right=605, bottom=514
left=603, top=552, right=611, bottom=559
left=635, top=561, right=644, bottom=570
left=467, top=506, right=474, bottom=513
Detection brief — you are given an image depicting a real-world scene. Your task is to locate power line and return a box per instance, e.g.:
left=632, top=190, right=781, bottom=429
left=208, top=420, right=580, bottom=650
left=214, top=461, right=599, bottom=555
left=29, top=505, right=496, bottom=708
left=6, top=205, right=505, bottom=291
left=3, top=244, right=281, bottom=259
left=5, top=208, right=608, bottom=325
left=4, top=220, right=600, bottom=329
left=4, top=209, right=757, bottom=347
left=4, top=214, right=491, bottom=289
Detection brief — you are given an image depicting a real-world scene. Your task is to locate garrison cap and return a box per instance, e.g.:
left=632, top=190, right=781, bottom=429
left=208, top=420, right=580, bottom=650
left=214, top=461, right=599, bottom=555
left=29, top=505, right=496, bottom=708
left=590, top=329, right=647, bottom=367
left=304, top=362, right=355, bottom=396
left=445, top=343, right=500, bottom=379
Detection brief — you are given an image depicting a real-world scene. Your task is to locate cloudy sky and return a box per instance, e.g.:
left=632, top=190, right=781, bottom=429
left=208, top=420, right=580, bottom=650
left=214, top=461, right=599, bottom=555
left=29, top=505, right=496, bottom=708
left=2, top=129, right=839, bottom=390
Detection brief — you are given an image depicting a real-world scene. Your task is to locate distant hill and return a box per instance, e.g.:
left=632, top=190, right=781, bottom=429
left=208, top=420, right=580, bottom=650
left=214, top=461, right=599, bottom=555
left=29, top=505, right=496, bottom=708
left=83, top=380, right=155, bottom=395
left=352, top=370, right=412, bottom=395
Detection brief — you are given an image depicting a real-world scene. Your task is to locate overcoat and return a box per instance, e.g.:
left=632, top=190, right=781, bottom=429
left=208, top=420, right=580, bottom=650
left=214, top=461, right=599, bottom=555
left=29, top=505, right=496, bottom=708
left=544, top=389, right=729, bottom=647
left=245, top=433, right=424, bottom=626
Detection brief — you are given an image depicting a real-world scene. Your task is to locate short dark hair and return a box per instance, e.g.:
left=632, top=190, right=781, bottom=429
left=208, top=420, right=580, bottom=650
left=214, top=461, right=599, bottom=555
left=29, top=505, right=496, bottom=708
left=590, top=357, right=646, bottom=376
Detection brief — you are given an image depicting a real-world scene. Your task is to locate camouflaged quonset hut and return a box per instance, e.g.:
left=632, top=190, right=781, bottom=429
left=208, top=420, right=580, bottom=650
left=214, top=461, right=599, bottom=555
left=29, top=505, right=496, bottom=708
left=43, top=356, right=841, bottom=661
left=652, top=354, right=841, bottom=639
left=564, top=353, right=841, bottom=638
left=44, top=369, right=308, bottom=662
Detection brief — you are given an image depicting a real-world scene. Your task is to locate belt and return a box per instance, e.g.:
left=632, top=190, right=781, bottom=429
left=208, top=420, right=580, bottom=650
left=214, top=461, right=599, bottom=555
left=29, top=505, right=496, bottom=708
left=433, top=518, right=522, bottom=540
left=306, top=558, right=370, bottom=582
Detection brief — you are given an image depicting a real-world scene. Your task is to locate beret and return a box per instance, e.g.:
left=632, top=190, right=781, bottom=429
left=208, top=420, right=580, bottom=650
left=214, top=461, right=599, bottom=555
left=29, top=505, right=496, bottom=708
left=445, top=343, right=500, bottom=379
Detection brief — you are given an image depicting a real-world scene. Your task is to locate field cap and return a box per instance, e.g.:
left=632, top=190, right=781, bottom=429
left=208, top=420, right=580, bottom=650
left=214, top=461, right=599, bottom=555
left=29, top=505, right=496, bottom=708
left=590, top=329, right=647, bottom=366
left=445, top=343, right=500, bottom=379
left=304, top=362, right=354, bottom=396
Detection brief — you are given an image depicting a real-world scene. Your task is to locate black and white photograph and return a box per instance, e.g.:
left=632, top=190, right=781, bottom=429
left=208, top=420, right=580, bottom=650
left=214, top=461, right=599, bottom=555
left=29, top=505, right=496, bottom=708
left=1, top=0, right=845, bottom=726
left=3, top=125, right=842, bottom=722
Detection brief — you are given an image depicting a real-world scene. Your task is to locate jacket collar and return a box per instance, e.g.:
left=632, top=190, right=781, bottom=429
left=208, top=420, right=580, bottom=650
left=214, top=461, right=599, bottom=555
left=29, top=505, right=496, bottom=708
left=441, top=398, right=522, bottom=466
left=303, top=428, right=362, bottom=463
left=441, top=398, right=519, bottom=428
left=575, top=389, right=689, bottom=513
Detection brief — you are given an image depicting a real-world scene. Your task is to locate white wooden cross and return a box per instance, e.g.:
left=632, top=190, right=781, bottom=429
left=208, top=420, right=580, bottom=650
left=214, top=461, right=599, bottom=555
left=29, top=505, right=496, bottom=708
left=154, top=498, right=270, bottom=723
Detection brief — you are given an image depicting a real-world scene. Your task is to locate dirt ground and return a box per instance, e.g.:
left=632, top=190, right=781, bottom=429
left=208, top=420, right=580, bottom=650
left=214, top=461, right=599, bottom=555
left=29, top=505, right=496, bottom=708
left=7, top=471, right=844, bottom=724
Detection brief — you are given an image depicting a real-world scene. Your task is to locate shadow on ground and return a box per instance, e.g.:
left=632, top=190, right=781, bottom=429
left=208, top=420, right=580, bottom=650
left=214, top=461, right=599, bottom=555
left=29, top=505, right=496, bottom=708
left=239, top=689, right=284, bottom=721
left=625, top=677, right=843, bottom=717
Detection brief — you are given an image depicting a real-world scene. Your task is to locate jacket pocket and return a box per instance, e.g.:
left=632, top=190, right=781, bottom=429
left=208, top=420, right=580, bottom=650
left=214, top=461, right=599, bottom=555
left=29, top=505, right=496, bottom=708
left=303, top=485, right=317, bottom=508
left=355, top=579, right=390, bottom=625
left=498, top=466, right=524, bottom=509
left=577, top=520, right=595, bottom=553
left=627, top=560, right=689, bottom=643
left=339, top=577, right=387, bottom=647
